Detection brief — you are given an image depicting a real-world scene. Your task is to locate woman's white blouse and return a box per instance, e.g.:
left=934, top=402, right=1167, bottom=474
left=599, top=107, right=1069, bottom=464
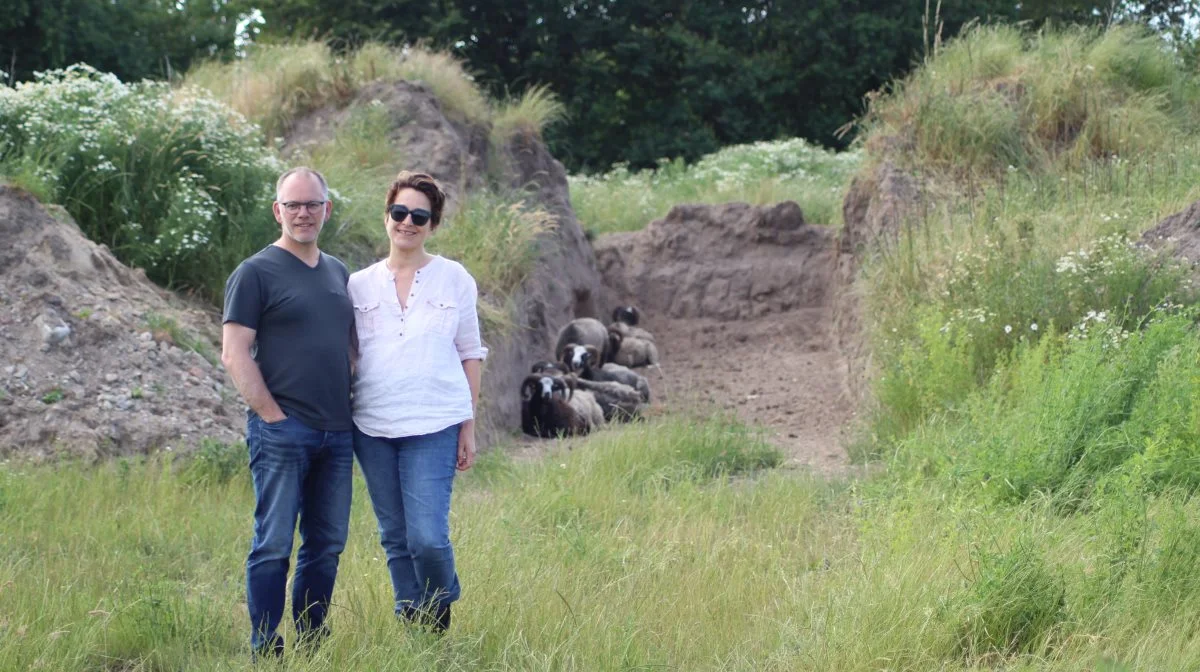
left=348, top=256, right=487, bottom=438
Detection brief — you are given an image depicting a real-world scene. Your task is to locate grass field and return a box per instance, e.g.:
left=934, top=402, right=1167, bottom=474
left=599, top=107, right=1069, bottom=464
left=5, top=416, right=1200, bottom=670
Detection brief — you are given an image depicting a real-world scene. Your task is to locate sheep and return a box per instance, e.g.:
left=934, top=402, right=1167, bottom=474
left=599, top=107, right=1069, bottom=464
left=608, top=319, right=656, bottom=343
left=609, top=305, right=656, bottom=342
left=519, top=374, right=603, bottom=438
left=608, top=328, right=661, bottom=369
left=568, top=386, right=606, bottom=431
left=531, top=360, right=567, bottom=376
left=601, top=363, right=652, bottom=402
left=559, top=343, right=651, bottom=402
left=568, top=375, right=645, bottom=422
left=554, top=317, right=611, bottom=364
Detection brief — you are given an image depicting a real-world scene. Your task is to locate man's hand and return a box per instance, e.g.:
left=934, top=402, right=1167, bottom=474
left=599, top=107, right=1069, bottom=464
left=222, top=322, right=286, bottom=422
left=457, top=419, right=476, bottom=471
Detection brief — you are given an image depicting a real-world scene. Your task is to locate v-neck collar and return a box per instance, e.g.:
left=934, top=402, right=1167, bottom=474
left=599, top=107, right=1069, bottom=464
left=269, top=243, right=322, bottom=270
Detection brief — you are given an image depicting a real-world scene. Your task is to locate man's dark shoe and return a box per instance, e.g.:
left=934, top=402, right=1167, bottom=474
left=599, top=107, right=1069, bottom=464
left=400, top=604, right=451, bottom=634
left=251, top=635, right=284, bottom=662
left=433, top=604, right=451, bottom=633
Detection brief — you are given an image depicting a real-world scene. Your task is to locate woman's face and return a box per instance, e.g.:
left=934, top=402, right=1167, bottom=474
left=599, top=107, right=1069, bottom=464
left=386, top=187, right=434, bottom=252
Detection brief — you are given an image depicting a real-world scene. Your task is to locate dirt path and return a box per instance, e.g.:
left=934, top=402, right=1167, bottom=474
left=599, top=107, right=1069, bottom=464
left=648, top=309, right=853, bottom=475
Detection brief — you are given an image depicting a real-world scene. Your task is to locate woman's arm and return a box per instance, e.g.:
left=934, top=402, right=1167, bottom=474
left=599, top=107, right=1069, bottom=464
left=457, top=358, right=482, bottom=471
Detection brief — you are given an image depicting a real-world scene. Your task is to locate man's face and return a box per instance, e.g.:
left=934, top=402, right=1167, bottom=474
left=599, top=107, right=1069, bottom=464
left=273, top=173, right=332, bottom=245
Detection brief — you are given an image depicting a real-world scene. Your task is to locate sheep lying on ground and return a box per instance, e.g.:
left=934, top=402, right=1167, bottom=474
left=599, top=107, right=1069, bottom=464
left=568, top=375, right=645, bottom=422
left=609, top=305, right=656, bottom=342
left=520, top=374, right=604, bottom=438
left=559, top=343, right=651, bottom=402
left=554, top=317, right=611, bottom=364
left=608, top=329, right=660, bottom=369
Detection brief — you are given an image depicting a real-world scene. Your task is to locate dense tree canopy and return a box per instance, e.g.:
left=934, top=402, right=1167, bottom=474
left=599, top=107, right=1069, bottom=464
left=3, top=0, right=1196, bottom=170
left=0, top=0, right=238, bottom=84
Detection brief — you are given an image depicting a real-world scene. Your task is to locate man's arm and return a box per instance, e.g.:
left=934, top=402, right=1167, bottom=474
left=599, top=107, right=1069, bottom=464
left=221, top=322, right=286, bottom=422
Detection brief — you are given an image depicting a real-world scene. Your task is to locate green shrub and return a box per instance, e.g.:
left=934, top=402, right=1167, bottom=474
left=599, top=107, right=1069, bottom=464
left=956, top=541, right=1066, bottom=659
left=0, top=65, right=281, bottom=300
left=892, top=312, right=1200, bottom=505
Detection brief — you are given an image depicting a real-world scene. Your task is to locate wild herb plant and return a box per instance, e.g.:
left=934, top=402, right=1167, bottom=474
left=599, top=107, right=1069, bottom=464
left=0, top=64, right=281, bottom=300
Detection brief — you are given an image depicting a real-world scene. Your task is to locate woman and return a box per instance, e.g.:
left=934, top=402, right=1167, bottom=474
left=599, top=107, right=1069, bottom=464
left=348, top=171, right=485, bottom=633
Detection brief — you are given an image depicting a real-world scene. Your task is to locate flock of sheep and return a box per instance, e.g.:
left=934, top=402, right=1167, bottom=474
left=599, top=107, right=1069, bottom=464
left=520, top=306, right=661, bottom=438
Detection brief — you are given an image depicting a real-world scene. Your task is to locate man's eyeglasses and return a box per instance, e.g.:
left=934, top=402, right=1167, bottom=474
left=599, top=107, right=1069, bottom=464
left=279, top=200, right=327, bottom=214
left=388, top=204, right=432, bottom=227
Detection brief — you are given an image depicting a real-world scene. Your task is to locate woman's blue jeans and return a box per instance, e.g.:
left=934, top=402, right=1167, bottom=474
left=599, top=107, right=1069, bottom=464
left=245, top=413, right=353, bottom=654
left=353, top=423, right=462, bottom=616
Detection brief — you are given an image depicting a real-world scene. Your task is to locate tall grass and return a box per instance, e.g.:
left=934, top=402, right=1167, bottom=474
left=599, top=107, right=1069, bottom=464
left=859, top=25, right=1200, bottom=177
left=8, top=416, right=1200, bottom=669
left=186, top=41, right=491, bottom=142
left=569, top=138, right=861, bottom=236
left=491, top=84, right=566, bottom=147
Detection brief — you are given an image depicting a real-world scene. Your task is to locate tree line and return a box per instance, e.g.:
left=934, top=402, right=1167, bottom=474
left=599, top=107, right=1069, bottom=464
left=3, top=0, right=1197, bottom=171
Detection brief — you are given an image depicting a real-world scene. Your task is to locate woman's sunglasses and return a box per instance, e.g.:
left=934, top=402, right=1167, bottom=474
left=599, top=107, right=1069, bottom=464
left=388, top=204, right=433, bottom=227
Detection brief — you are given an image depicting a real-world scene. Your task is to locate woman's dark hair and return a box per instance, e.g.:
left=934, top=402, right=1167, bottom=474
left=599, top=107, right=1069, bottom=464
left=385, top=171, right=447, bottom=229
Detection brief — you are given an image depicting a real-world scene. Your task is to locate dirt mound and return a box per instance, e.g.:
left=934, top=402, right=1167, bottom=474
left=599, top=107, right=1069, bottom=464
left=835, top=161, right=922, bottom=401
left=593, top=201, right=852, bottom=472
left=475, top=134, right=605, bottom=446
left=0, top=186, right=241, bottom=459
left=283, top=79, right=489, bottom=197
left=594, top=202, right=836, bottom=319
left=1142, top=200, right=1200, bottom=283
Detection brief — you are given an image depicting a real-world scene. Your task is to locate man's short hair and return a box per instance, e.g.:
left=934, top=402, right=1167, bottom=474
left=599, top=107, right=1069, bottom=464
left=385, top=171, right=447, bottom=229
left=275, top=167, right=329, bottom=201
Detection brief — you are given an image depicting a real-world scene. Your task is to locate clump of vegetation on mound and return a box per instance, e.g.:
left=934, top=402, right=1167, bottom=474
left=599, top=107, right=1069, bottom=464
left=570, top=138, right=861, bottom=236
left=185, top=42, right=492, bottom=142
left=857, top=25, right=1200, bottom=449
left=0, top=65, right=281, bottom=300
left=859, top=25, right=1200, bottom=176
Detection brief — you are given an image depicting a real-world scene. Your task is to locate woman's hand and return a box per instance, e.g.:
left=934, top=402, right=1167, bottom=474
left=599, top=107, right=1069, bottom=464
left=457, top=419, right=476, bottom=471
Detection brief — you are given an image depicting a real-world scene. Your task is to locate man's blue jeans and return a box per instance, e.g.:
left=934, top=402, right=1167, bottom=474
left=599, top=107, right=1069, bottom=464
left=245, top=412, right=353, bottom=654
left=353, top=423, right=462, bottom=617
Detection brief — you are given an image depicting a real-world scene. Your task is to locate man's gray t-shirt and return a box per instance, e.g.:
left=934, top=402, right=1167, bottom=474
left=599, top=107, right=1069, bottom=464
left=223, top=245, right=354, bottom=431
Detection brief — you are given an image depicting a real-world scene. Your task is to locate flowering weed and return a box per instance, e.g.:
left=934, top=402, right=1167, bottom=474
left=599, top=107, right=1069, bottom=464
left=0, top=65, right=281, bottom=299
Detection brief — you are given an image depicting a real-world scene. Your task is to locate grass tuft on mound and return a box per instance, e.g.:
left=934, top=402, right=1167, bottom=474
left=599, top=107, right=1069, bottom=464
left=859, top=25, right=1199, bottom=177
left=185, top=42, right=491, bottom=141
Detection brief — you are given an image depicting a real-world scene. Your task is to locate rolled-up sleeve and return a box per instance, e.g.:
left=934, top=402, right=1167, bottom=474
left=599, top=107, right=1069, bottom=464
left=454, top=271, right=488, bottom=361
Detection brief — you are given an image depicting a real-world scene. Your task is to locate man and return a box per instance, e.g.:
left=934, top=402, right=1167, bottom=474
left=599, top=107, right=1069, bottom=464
left=221, top=167, right=355, bottom=657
